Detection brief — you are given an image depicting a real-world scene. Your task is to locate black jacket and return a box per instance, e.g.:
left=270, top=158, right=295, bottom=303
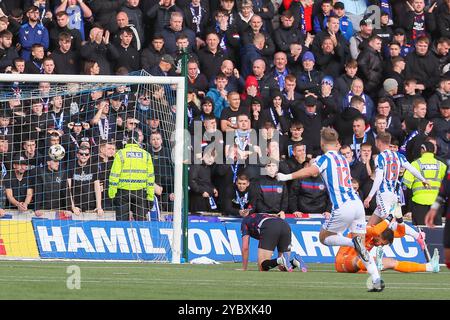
left=404, top=51, right=440, bottom=91
left=427, top=90, right=450, bottom=119
left=89, top=0, right=126, bottom=32
left=80, top=41, right=120, bottom=75
left=357, top=46, right=384, bottom=93
left=255, top=175, right=288, bottom=214
left=113, top=44, right=141, bottom=73
left=294, top=109, right=323, bottom=156
left=296, top=69, right=324, bottom=95
left=146, top=3, right=183, bottom=35
left=289, top=176, right=331, bottom=213
left=437, top=4, right=450, bottom=38
left=0, top=46, right=18, bottom=72
left=50, top=48, right=80, bottom=74
left=222, top=184, right=258, bottom=216
left=333, top=107, right=363, bottom=142
left=188, top=163, right=217, bottom=213
left=273, top=25, right=305, bottom=53
left=334, top=74, right=357, bottom=100
left=140, top=46, right=165, bottom=70
left=197, top=47, right=229, bottom=82
left=315, top=46, right=346, bottom=78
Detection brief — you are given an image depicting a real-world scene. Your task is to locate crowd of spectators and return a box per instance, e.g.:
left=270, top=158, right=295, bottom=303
left=0, top=0, right=448, bottom=222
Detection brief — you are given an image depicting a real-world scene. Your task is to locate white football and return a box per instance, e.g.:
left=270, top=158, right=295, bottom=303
left=49, top=144, right=66, bottom=161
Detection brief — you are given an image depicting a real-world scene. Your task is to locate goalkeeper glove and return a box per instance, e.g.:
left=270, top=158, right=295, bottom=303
left=392, top=203, right=404, bottom=224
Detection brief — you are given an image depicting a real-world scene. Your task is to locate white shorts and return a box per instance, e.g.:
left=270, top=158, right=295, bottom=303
left=322, top=200, right=366, bottom=234
left=374, top=191, right=398, bottom=219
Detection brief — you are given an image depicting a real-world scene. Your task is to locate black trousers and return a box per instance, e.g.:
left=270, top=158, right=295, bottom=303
left=411, top=202, right=443, bottom=226
left=113, top=189, right=150, bottom=221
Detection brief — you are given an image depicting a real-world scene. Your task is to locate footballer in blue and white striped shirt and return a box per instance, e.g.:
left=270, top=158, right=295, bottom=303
left=363, top=132, right=429, bottom=223
left=363, top=132, right=430, bottom=244
left=278, top=127, right=384, bottom=291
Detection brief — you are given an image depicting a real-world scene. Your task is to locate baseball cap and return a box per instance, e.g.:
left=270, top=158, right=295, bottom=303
left=333, top=2, right=345, bottom=10
left=305, top=96, right=318, bottom=106
left=302, top=51, right=315, bottom=62
left=160, top=54, right=175, bottom=67
left=441, top=99, right=450, bottom=109
left=360, top=18, right=373, bottom=27
left=394, top=28, right=405, bottom=35
left=73, top=121, right=83, bottom=126
left=13, top=154, right=27, bottom=164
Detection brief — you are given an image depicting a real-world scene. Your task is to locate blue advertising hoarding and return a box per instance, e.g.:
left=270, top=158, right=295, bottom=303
left=32, top=219, right=426, bottom=263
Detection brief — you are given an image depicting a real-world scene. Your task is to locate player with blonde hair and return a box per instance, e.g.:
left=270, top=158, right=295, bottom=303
left=278, top=128, right=384, bottom=291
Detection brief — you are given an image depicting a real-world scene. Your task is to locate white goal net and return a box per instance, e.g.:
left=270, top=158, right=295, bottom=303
left=0, top=71, right=185, bottom=263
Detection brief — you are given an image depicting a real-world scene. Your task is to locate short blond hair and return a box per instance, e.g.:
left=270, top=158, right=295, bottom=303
left=320, top=127, right=339, bottom=144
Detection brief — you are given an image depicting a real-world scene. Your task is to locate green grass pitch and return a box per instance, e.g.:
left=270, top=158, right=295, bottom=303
left=0, top=260, right=448, bottom=300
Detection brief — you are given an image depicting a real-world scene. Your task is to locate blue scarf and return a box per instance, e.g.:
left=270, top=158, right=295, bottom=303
left=399, top=130, right=418, bottom=155
left=299, top=4, right=306, bottom=35
left=274, top=69, right=288, bottom=91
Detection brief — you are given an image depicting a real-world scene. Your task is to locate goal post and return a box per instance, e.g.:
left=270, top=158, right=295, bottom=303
left=0, top=72, right=185, bottom=263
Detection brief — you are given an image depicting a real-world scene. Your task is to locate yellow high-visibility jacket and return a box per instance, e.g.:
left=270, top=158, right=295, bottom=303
left=108, top=143, right=155, bottom=200
left=403, top=153, right=447, bottom=205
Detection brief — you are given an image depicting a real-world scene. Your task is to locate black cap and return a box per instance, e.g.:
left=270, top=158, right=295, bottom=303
left=160, top=54, right=175, bottom=67
left=360, top=18, right=373, bottom=26
left=333, top=2, right=345, bottom=10
left=73, top=121, right=82, bottom=126
left=421, top=141, right=436, bottom=153
left=305, top=96, right=318, bottom=106
left=13, top=154, right=27, bottom=164
left=441, top=99, right=450, bottom=109
left=394, top=28, right=405, bottom=35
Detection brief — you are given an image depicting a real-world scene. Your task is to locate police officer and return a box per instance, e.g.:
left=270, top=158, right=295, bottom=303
left=108, top=129, right=155, bottom=221
left=403, top=141, right=447, bottom=225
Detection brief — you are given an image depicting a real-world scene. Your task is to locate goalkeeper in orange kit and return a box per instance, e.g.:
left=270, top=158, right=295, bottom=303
left=335, top=211, right=440, bottom=274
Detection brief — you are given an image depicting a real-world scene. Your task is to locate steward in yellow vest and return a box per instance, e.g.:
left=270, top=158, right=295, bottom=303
left=403, top=142, right=447, bottom=225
